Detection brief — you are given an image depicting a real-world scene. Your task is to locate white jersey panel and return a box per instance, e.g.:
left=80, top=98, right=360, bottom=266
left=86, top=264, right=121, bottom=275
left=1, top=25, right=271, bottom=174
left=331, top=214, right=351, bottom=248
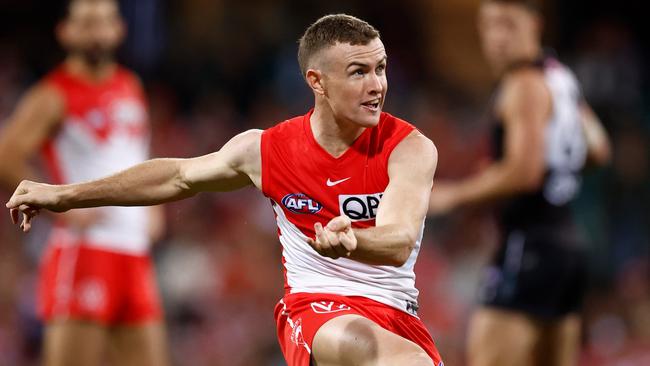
left=49, top=116, right=150, bottom=254
left=273, top=203, right=422, bottom=315
left=543, top=62, right=588, bottom=206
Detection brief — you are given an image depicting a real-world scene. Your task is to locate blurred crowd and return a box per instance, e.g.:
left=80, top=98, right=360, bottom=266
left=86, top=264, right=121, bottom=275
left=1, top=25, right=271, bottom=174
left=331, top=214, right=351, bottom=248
left=0, top=0, right=648, bottom=365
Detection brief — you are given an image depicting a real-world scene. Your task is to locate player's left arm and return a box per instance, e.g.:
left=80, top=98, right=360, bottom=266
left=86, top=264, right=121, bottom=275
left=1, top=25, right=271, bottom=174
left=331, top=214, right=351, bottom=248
left=308, top=131, right=437, bottom=267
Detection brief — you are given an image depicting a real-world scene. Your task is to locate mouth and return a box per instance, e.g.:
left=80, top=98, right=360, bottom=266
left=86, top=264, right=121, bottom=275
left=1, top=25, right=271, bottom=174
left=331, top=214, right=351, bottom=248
left=361, top=98, right=381, bottom=112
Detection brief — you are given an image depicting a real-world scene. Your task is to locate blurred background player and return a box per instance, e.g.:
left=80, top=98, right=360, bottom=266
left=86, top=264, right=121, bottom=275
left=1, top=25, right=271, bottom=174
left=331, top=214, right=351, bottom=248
left=0, top=0, right=168, bottom=365
left=6, top=14, right=444, bottom=366
left=429, top=0, right=611, bottom=365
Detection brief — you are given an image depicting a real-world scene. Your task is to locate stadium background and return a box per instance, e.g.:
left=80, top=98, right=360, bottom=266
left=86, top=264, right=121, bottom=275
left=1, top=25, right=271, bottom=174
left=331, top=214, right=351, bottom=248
left=0, top=0, right=648, bottom=365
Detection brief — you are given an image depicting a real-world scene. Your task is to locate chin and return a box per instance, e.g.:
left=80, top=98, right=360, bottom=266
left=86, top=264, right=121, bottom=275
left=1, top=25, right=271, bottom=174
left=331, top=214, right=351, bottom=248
left=355, top=113, right=381, bottom=128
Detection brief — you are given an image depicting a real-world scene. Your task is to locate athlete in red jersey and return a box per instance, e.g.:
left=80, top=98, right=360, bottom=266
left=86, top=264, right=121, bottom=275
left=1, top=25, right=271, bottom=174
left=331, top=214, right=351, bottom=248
left=0, top=1, right=168, bottom=366
left=7, top=14, right=442, bottom=366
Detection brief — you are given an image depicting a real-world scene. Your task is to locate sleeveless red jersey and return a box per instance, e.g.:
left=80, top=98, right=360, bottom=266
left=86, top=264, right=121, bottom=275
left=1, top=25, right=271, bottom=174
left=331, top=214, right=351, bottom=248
left=41, top=65, right=151, bottom=255
left=261, top=110, right=423, bottom=315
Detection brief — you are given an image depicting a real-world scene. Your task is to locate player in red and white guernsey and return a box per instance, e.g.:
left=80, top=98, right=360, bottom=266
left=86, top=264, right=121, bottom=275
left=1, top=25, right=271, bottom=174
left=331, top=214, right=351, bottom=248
left=7, top=14, right=443, bottom=366
left=0, top=1, right=168, bottom=365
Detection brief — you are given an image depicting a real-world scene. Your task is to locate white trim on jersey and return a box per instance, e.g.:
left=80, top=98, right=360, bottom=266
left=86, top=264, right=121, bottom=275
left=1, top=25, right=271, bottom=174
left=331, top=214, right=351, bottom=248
left=273, top=202, right=423, bottom=316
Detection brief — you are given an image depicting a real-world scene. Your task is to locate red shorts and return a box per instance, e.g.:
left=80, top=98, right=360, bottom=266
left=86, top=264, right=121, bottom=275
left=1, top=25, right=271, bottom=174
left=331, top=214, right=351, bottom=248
left=38, top=244, right=162, bottom=325
left=274, top=293, right=443, bottom=366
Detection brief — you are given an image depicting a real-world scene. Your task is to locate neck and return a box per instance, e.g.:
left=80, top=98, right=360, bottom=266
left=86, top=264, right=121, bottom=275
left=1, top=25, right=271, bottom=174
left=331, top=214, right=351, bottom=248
left=310, top=101, right=366, bottom=158
left=64, top=55, right=117, bottom=82
left=494, top=44, right=542, bottom=77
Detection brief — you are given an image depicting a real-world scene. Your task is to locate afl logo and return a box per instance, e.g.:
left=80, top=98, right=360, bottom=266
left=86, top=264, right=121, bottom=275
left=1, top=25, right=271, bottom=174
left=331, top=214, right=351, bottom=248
left=282, top=193, right=323, bottom=214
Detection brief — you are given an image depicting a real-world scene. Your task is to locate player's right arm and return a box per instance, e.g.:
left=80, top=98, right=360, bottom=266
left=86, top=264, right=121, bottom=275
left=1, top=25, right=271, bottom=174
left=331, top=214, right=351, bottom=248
left=580, top=102, right=611, bottom=168
left=6, top=129, right=262, bottom=231
left=0, top=83, right=63, bottom=191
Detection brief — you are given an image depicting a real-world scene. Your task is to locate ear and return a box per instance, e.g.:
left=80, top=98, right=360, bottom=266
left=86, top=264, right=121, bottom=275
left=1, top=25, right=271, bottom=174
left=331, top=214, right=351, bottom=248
left=306, top=68, right=326, bottom=96
left=116, top=18, right=127, bottom=43
left=55, top=21, right=67, bottom=46
left=532, top=12, right=544, bottom=38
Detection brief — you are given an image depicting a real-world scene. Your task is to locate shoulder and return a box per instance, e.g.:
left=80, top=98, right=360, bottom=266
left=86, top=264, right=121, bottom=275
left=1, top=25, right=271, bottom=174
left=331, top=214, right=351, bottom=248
left=388, top=129, right=437, bottom=175
left=499, top=68, right=551, bottom=119
left=116, top=66, right=145, bottom=90
left=391, top=130, right=436, bottom=162
left=501, top=68, right=549, bottom=101
left=22, top=81, right=65, bottom=114
left=231, top=129, right=263, bottom=152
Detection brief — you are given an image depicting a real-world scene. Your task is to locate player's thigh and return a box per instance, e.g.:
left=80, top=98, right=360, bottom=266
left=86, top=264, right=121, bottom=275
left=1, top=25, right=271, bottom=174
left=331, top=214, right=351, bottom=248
left=536, top=314, right=581, bottom=366
left=43, top=319, right=108, bottom=366
left=109, top=321, right=170, bottom=366
left=467, top=307, right=540, bottom=366
left=311, top=314, right=433, bottom=366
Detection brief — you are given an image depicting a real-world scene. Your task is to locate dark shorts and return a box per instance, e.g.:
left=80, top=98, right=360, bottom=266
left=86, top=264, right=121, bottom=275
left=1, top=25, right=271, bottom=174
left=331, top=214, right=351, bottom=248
left=478, top=229, right=588, bottom=319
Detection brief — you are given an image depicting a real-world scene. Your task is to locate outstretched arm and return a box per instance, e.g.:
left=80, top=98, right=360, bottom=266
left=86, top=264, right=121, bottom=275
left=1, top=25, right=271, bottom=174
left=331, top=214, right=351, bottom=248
left=308, top=131, right=437, bottom=267
left=6, top=129, right=262, bottom=231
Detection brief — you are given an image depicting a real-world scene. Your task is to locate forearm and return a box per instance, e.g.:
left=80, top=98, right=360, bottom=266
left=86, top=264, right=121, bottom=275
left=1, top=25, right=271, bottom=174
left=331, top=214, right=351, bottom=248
left=351, top=224, right=418, bottom=266
left=452, top=163, right=540, bottom=207
left=60, top=158, right=193, bottom=209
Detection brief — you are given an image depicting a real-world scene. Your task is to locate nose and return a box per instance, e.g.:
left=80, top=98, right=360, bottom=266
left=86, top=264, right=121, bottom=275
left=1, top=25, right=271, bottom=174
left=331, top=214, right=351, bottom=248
left=367, top=73, right=383, bottom=95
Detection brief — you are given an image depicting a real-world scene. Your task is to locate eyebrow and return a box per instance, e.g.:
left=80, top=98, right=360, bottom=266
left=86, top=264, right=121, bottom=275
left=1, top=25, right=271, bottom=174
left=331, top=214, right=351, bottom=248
left=346, top=56, right=388, bottom=69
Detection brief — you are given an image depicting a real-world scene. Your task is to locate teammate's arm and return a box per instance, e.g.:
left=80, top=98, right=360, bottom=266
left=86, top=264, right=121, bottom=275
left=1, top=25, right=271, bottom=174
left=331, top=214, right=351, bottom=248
left=0, top=84, right=63, bottom=191
left=308, top=131, right=437, bottom=267
left=428, top=70, right=549, bottom=214
left=580, top=102, right=611, bottom=168
left=6, top=130, right=262, bottom=231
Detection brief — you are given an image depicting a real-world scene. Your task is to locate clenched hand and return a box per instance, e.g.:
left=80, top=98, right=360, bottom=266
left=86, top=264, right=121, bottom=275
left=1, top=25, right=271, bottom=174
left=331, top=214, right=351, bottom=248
left=5, top=180, right=68, bottom=232
left=307, top=215, right=357, bottom=260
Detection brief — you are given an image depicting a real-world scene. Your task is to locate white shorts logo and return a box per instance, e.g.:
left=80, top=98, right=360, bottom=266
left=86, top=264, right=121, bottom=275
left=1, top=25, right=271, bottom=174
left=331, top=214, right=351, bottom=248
left=310, top=301, right=352, bottom=314
left=290, top=318, right=306, bottom=347
left=77, top=278, right=107, bottom=312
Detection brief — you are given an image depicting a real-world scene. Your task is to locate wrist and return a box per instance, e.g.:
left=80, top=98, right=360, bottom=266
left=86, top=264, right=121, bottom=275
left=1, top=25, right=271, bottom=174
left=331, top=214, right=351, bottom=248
left=56, top=184, right=76, bottom=211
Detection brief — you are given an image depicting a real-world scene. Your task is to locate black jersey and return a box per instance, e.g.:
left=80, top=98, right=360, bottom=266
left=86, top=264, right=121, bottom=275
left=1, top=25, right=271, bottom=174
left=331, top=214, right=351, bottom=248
left=490, top=56, right=587, bottom=244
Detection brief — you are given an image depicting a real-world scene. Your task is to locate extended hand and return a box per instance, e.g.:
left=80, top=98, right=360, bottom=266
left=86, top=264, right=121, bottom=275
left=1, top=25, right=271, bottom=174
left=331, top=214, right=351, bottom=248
left=5, top=180, right=68, bottom=232
left=428, top=182, right=460, bottom=216
left=307, top=215, right=357, bottom=260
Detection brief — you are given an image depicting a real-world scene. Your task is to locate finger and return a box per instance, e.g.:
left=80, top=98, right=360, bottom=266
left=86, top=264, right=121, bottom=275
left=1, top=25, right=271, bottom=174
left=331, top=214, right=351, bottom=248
left=10, top=208, right=19, bottom=224
left=338, top=230, right=357, bottom=253
left=306, top=237, right=321, bottom=252
left=324, top=228, right=340, bottom=247
left=322, top=245, right=339, bottom=259
left=314, top=222, right=324, bottom=237
left=331, top=238, right=350, bottom=257
left=326, top=216, right=351, bottom=232
left=21, top=212, right=31, bottom=232
left=324, top=229, right=349, bottom=258
left=315, top=223, right=330, bottom=247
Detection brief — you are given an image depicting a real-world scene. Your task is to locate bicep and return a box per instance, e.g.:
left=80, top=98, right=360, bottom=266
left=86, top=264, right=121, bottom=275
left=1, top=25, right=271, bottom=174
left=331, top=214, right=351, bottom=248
left=376, top=132, right=437, bottom=229
left=500, top=73, right=550, bottom=185
left=179, top=129, right=262, bottom=193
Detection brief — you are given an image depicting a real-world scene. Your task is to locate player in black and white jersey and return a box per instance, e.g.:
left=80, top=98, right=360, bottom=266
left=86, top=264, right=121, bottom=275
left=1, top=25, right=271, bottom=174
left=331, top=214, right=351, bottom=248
left=429, top=1, right=611, bottom=365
